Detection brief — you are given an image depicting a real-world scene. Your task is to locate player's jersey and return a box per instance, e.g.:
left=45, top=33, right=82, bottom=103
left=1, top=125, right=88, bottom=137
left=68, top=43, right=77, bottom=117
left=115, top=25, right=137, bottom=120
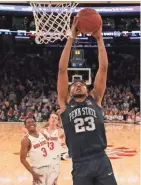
left=118, top=115, right=123, bottom=121
left=28, top=133, right=50, bottom=168
left=43, top=129, right=61, bottom=159
left=136, top=116, right=140, bottom=122
left=109, top=115, right=113, bottom=121
left=105, top=115, right=109, bottom=120
left=113, top=115, right=117, bottom=120
left=60, top=95, right=107, bottom=162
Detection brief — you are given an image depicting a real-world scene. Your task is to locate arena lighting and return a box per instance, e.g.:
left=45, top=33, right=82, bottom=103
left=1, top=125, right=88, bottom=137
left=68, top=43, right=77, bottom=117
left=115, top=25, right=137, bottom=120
left=0, top=29, right=140, bottom=38
left=0, top=4, right=140, bottom=13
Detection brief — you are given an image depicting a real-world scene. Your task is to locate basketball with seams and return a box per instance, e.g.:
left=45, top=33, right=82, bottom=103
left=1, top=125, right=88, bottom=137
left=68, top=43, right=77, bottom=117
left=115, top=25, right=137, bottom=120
left=76, top=8, right=102, bottom=34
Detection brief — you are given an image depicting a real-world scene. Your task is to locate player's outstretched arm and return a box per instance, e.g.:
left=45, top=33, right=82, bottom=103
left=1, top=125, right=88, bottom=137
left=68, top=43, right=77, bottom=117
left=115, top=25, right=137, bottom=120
left=57, top=17, right=80, bottom=112
left=90, top=26, right=108, bottom=107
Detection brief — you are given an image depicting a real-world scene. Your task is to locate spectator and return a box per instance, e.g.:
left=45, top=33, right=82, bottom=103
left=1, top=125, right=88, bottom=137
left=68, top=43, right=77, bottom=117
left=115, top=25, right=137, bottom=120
left=0, top=47, right=139, bottom=123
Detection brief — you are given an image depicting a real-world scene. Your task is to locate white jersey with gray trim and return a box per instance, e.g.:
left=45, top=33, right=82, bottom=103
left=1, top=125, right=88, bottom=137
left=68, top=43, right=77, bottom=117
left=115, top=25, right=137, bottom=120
left=28, top=133, right=51, bottom=168
left=43, top=129, right=61, bottom=159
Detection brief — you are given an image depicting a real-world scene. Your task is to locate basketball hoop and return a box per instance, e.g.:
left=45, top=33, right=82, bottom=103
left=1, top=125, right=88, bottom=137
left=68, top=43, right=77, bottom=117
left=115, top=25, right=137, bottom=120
left=30, top=1, right=78, bottom=44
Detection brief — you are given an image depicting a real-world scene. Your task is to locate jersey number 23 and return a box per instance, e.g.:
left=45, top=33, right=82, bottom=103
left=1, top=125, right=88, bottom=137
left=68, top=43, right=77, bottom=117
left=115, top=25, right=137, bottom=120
left=74, top=116, right=96, bottom=133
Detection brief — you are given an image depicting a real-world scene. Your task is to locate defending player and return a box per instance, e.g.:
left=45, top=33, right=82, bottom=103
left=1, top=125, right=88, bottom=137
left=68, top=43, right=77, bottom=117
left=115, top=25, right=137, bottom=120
left=42, top=112, right=65, bottom=185
left=20, top=117, right=51, bottom=185
left=57, top=18, right=117, bottom=185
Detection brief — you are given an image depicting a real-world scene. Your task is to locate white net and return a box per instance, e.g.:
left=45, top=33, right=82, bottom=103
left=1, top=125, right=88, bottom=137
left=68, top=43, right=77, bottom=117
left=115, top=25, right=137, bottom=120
left=30, top=1, right=78, bottom=44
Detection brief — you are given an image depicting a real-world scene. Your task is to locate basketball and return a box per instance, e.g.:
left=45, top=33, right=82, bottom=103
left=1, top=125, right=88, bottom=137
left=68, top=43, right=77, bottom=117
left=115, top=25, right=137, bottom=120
left=76, top=8, right=102, bottom=34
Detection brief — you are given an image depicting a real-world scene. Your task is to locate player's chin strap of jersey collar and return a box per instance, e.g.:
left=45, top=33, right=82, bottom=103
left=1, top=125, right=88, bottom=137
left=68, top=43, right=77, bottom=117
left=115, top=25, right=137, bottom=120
left=72, top=94, right=86, bottom=99
left=71, top=97, right=88, bottom=107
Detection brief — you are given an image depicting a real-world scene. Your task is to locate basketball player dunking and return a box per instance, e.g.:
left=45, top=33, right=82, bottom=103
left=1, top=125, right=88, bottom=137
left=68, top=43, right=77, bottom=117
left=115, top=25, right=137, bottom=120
left=57, top=18, right=117, bottom=185
left=42, top=112, right=65, bottom=185
left=20, top=117, right=52, bottom=185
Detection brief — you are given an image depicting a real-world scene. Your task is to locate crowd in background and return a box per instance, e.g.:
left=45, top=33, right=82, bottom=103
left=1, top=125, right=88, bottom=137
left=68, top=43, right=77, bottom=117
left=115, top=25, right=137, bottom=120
left=0, top=46, right=140, bottom=124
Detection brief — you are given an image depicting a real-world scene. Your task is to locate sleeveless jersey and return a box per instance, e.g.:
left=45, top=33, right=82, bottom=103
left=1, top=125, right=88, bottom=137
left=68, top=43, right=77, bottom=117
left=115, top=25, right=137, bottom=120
left=28, top=133, right=50, bottom=168
left=43, top=129, right=61, bottom=159
left=60, top=95, right=107, bottom=162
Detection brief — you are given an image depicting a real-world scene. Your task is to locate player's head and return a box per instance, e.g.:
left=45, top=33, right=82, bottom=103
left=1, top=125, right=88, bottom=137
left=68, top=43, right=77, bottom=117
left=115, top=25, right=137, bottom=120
left=48, top=112, right=59, bottom=127
left=69, top=80, right=88, bottom=98
left=24, top=117, right=36, bottom=132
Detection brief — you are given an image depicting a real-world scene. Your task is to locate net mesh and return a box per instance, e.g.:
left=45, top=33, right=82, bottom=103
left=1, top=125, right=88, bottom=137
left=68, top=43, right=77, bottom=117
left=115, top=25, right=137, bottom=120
left=30, top=2, right=78, bottom=44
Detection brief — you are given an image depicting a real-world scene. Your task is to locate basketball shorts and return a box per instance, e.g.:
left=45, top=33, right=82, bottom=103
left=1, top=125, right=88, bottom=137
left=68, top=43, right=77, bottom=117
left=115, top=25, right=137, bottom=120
left=72, top=153, right=117, bottom=185
left=32, top=160, right=60, bottom=185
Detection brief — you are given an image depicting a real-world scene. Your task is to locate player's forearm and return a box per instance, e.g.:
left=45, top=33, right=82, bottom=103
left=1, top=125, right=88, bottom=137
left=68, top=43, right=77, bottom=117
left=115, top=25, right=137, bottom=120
left=21, top=159, right=35, bottom=176
left=97, top=36, right=108, bottom=69
left=59, top=37, right=74, bottom=72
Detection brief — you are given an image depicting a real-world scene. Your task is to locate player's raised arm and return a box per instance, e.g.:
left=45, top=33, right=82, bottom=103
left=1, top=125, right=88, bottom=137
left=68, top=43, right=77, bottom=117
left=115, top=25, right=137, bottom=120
left=90, top=26, right=108, bottom=107
left=57, top=17, right=80, bottom=111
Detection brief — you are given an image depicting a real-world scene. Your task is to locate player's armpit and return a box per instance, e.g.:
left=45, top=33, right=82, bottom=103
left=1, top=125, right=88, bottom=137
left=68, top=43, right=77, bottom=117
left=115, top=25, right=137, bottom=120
left=91, top=64, right=107, bottom=94
left=90, top=66, right=107, bottom=107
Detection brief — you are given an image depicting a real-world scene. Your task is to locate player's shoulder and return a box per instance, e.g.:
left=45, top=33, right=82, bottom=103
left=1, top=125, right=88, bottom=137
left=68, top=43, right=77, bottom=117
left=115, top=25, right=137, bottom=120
left=87, top=94, right=102, bottom=108
left=58, top=127, right=64, bottom=133
left=58, top=95, right=71, bottom=113
left=38, top=131, right=49, bottom=140
left=41, top=127, right=48, bottom=133
left=87, top=94, right=95, bottom=101
left=21, top=135, right=31, bottom=146
left=57, top=127, right=64, bottom=138
left=23, top=134, right=29, bottom=140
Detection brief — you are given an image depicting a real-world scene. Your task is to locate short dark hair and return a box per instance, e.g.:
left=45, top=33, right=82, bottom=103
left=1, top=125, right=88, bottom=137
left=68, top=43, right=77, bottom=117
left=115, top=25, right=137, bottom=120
left=24, top=117, right=36, bottom=125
